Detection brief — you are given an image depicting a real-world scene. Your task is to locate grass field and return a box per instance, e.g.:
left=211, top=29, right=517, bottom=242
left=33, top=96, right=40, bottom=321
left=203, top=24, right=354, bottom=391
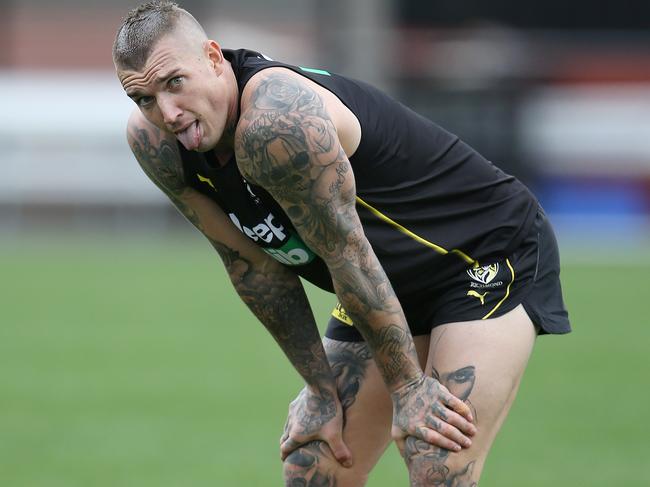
left=1, top=233, right=649, bottom=486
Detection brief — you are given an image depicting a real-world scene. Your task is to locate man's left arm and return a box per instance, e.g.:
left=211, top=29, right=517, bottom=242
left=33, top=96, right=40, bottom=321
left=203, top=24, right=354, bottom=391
left=234, top=70, right=477, bottom=457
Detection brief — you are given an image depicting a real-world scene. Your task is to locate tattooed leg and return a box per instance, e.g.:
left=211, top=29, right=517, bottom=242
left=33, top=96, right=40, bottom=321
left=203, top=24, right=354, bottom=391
left=282, top=336, right=430, bottom=487
left=325, top=339, right=373, bottom=413
left=404, top=305, right=536, bottom=486
left=284, top=441, right=339, bottom=487
left=404, top=437, right=476, bottom=487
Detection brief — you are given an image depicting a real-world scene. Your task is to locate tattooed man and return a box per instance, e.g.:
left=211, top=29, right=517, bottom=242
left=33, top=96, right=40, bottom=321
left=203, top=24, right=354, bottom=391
left=114, top=2, right=570, bottom=485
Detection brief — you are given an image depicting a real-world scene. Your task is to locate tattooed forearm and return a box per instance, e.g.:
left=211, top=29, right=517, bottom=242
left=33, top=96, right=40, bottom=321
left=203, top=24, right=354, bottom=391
left=365, top=324, right=419, bottom=386
left=235, top=71, right=421, bottom=390
left=212, top=239, right=334, bottom=387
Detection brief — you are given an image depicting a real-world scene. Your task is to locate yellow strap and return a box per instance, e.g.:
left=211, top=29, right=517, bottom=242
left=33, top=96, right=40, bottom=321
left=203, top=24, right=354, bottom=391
left=355, top=196, right=478, bottom=267
left=482, top=258, right=515, bottom=320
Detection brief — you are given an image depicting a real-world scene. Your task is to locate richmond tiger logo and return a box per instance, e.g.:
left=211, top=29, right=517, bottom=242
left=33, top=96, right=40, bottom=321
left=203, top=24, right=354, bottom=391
left=467, top=263, right=499, bottom=285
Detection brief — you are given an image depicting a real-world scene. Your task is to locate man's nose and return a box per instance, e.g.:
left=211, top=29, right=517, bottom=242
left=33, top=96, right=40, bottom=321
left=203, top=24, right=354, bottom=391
left=158, top=95, right=182, bottom=126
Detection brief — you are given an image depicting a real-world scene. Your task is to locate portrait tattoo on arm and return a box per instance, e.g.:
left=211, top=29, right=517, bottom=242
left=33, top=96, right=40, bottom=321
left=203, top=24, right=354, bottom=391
left=235, top=72, right=421, bottom=389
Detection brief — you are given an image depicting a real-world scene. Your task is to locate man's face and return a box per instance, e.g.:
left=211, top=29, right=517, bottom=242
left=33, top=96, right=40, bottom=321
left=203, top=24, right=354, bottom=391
left=117, top=33, right=232, bottom=152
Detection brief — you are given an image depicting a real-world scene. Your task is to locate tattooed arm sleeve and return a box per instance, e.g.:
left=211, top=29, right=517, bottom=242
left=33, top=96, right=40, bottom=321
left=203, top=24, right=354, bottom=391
left=235, top=70, right=424, bottom=391
left=125, top=112, right=337, bottom=392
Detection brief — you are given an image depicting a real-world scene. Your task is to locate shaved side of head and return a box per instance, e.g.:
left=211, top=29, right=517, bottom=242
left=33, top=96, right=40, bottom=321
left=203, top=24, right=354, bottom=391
left=113, top=1, right=208, bottom=71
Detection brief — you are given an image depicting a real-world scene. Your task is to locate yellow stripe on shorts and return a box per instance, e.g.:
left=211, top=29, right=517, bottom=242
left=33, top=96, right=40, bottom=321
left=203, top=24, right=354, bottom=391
left=482, top=258, right=515, bottom=320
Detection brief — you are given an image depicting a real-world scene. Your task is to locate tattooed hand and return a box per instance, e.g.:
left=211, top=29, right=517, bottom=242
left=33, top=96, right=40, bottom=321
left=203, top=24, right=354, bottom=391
left=391, top=375, right=477, bottom=455
left=280, top=385, right=353, bottom=468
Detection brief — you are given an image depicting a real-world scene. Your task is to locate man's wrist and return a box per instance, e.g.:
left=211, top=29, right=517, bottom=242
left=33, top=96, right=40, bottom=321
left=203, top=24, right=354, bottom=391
left=390, top=372, right=426, bottom=402
left=305, top=379, right=338, bottom=397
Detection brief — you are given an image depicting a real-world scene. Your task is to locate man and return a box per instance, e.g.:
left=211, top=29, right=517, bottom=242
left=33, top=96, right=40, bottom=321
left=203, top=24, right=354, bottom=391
left=113, top=2, right=570, bottom=485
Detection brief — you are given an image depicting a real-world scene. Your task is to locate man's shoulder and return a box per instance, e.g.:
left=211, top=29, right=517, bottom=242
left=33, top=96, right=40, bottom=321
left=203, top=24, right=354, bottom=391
left=234, top=66, right=329, bottom=149
left=234, top=67, right=300, bottom=145
left=238, top=66, right=304, bottom=110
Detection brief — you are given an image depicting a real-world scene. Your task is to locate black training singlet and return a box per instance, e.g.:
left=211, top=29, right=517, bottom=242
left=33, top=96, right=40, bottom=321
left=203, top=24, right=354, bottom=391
left=179, top=48, right=538, bottom=299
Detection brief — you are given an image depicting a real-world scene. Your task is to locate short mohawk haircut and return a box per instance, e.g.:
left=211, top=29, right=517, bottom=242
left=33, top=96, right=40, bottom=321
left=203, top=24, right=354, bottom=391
left=113, top=1, right=185, bottom=71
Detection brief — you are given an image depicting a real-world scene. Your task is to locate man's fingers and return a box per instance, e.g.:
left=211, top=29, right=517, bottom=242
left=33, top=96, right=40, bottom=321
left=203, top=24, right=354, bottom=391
left=280, top=437, right=302, bottom=461
left=326, top=435, right=353, bottom=468
left=424, top=415, right=472, bottom=449
left=441, top=408, right=478, bottom=437
left=280, top=435, right=353, bottom=468
left=443, top=393, right=474, bottom=422
left=416, top=426, right=464, bottom=452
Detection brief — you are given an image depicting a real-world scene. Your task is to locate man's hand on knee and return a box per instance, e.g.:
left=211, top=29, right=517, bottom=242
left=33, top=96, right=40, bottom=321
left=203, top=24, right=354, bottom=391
left=391, top=376, right=477, bottom=456
left=280, top=385, right=353, bottom=468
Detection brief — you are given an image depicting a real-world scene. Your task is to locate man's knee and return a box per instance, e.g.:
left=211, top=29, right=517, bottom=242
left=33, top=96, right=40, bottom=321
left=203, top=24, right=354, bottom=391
left=283, top=441, right=339, bottom=487
left=403, top=437, right=480, bottom=486
left=283, top=441, right=369, bottom=487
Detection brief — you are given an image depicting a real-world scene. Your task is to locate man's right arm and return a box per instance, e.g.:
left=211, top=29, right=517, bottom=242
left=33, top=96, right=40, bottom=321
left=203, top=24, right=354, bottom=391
left=125, top=111, right=329, bottom=384
left=125, top=112, right=353, bottom=465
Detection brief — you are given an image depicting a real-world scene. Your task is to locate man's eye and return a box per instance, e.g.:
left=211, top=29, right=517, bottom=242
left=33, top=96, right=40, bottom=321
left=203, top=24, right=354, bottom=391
left=137, top=96, right=154, bottom=108
left=169, top=76, right=183, bottom=88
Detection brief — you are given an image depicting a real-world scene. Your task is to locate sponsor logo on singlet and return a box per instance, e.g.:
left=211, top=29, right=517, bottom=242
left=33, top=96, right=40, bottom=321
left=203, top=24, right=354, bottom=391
left=228, top=212, right=316, bottom=266
left=229, top=212, right=286, bottom=243
left=263, top=234, right=316, bottom=265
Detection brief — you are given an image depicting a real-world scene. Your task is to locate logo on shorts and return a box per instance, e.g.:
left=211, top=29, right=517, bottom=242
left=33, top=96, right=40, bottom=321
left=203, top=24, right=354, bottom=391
left=466, top=290, right=488, bottom=305
left=467, top=263, right=504, bottom=289
left=467, top=263, right=499, bottom=285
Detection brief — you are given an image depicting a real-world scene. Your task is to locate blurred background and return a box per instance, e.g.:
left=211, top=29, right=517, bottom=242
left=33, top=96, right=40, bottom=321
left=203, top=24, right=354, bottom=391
left=1, top=1, right=649, bottom=486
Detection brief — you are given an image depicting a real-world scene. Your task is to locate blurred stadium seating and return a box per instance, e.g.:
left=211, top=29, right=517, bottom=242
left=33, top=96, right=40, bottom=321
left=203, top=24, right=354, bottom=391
left=3, top=0, right=649, bottom=249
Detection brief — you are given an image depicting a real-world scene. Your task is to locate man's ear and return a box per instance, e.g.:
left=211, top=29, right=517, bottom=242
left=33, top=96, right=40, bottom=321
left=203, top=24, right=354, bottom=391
left=205, top=40, right=224, bottom=75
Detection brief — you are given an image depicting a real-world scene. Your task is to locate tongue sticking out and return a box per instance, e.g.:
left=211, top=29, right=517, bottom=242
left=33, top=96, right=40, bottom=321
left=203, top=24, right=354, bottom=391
left=176, top=121, right=201, bottom=151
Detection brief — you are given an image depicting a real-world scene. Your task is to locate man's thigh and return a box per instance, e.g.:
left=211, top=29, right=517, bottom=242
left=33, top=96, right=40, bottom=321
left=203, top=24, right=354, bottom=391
left=283, top=335, right=429, bottom=487
left=404, top=304, right=537, bottom=486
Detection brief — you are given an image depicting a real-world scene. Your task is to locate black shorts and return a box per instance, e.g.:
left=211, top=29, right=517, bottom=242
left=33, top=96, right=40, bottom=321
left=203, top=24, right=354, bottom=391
left=325, top=206, right=571, bottom=342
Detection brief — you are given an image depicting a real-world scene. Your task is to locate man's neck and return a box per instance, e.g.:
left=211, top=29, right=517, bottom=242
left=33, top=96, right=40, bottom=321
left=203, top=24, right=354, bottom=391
left=212, top=60, right=238, bottom=166
left=212, top=126, right=235, bottom=166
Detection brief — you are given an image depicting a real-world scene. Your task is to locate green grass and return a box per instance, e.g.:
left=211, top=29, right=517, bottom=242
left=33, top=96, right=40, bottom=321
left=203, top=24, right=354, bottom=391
left=1, top=234, right=648, bottom=486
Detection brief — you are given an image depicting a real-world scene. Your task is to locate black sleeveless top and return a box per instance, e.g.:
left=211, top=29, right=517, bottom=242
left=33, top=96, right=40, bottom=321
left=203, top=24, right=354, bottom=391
left=179, top=48, right=538, bottom=299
